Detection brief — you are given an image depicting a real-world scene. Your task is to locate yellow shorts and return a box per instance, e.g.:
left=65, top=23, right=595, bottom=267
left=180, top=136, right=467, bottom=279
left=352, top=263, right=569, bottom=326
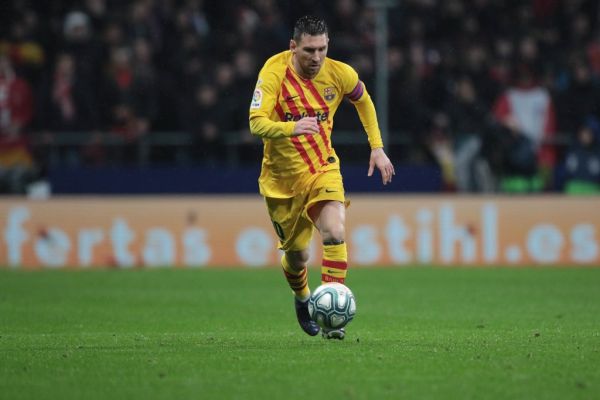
left=265, top=170, right=346, bottom=251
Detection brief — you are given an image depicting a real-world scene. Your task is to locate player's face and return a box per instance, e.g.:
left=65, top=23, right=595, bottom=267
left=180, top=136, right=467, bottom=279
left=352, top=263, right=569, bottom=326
left=290, top=34, right=328, bottom=79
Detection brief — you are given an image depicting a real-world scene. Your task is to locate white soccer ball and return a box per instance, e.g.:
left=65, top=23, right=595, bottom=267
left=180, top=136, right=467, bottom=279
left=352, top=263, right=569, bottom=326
left=308, top=282, right=356, bottom=330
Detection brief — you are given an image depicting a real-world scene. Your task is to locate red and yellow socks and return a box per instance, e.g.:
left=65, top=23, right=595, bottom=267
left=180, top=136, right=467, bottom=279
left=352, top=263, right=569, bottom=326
left=281, top=254, right=310, bottom=301
left=282, top=241, right=348, bottom=298
left=321, top=241, right=348, bottom=284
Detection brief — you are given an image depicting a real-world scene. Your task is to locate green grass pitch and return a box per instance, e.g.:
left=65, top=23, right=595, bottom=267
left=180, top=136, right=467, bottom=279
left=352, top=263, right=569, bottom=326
left=1, top=267, right=599, bottom=400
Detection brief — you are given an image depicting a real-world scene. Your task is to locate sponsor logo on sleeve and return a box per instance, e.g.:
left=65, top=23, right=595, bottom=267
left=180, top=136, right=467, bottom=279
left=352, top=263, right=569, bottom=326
left=250, top=88, right=263, bottom=109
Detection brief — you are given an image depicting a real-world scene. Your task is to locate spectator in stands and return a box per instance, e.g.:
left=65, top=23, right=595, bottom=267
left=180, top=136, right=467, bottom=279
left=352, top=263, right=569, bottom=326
left=556, top=58, right=600, bottom=135
left=183, top=83, right=225, bottom=165
left=328, top=0, right=362, bottom=60
left=101, top=42, right=157, bottom=164
left=104, top=43, right=157, bottom=141
left=61, top=10, right=103, bottom=125
left=127, top=0, right=163, bottom=46
left=3, top=0, right=600, bottom=188
left=214, top=61, right=238, bottom=133
left=102, top=21, right=127, bottom=50
left=250, top=0, right=289, bottom=59
left=232, top=49, right=258, bottom=128
left=426, top=111, right=455, bottom=190
left=0, top=55, right=37, bottom=193
left=563, top=116, right=600, bottom=194
left=83, top=0, right=108, bottom=36
left=488, top=36, right=514, bottom=94
left=387, top=46, right=428, bottom=163
left=461, top=42, right=497, bottom=107
left=40, top=53, right=98, bottom=131
left=586, top=28, right=600, bottom=78
left=446, top=75, right=495, bottom=192
left=0, top=11, right=45, bottom=87
left=173, top=26, right=209, bottom=95
left=492, top=63, right=557, bottom=192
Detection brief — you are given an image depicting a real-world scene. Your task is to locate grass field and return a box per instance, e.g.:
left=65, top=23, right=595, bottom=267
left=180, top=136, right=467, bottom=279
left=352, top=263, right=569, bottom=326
left=1, top=267, right=599, bottom=400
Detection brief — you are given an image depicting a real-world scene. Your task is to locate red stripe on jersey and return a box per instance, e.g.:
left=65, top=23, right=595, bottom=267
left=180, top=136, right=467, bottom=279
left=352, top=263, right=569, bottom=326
left=291, top=137, right=316, bottom=174
left=322, top=259, right=348, bottom=270
left=285, top=68, right=332, bottom=154
left=275, top=97, right=316, bottom=174
left=281, top=82, right=325, bottom=168
left=305, top=134, right=326, bottom=166
left=281, top=83, right=301, bottom=115
left=304, top=79, right=330, bottom=114
left=303, top=79, right=332, bottom=152
left=274, top=103, right=286, bottom=120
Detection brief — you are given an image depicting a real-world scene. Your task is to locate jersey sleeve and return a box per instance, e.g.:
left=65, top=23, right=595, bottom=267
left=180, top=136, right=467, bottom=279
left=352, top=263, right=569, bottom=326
left=249, top=67, right=296, bottom=139
left=339, top=63, right=384, bottom=149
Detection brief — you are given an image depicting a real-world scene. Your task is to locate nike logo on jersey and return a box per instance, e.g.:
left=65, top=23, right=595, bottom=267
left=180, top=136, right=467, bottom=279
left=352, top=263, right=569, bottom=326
left=325, top=189, right=337, bottom=193
left=285, top=95, right=299, bottom=101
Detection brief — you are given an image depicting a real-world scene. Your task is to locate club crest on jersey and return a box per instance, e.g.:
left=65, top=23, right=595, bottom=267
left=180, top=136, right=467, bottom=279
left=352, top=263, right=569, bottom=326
left=324, top=87, right=336, bottom=102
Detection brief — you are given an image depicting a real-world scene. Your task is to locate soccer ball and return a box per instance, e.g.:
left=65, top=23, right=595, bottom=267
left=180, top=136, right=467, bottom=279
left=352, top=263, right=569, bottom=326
left=308, top=282, right=356, bottom=330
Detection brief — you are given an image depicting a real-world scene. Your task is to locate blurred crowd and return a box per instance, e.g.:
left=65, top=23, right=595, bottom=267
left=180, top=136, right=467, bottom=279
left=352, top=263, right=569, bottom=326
left=1, top=0, right=600, bottom=194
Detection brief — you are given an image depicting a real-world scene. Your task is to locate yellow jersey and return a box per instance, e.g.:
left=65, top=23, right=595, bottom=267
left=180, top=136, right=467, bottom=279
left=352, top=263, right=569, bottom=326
left=249, top=50, right=383, bottom=198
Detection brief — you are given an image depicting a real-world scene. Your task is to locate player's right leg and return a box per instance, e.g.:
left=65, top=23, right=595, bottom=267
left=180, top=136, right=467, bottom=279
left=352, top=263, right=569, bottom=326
left=282, top=250, right=320, bottom=336
left=281, top=250, right=311, bottom=302
left=265, top=196, right=319, bottom=336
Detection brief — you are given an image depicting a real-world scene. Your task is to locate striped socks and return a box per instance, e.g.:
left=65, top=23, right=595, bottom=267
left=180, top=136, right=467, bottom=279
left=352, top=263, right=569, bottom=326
left=281, top=254, right=310, bottom=301
left=321, top=241, right=348, bottom=284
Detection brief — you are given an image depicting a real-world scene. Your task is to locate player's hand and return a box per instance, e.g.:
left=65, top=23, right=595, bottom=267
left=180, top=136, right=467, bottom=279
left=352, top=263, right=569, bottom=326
left=291, top=117, right=319, bottom=136
left=368, top=147, right=395, bottom=185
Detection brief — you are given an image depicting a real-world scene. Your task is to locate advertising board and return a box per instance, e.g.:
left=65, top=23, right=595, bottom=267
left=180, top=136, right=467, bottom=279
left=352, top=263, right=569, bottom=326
left=1, top=196, right=598, bottom=268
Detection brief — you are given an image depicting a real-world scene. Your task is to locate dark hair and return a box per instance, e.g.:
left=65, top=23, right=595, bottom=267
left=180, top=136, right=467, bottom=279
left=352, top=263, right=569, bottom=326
left=293, top=15, right=328, bottom=42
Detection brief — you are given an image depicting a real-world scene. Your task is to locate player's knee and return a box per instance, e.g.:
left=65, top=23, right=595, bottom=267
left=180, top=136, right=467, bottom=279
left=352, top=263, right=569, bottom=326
left=322, top=223, right=345, bottom=243
left=285, top=250, right=310, bottom=270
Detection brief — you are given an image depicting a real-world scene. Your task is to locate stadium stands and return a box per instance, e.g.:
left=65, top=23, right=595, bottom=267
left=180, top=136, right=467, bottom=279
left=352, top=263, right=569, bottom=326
left=1, top=0, right=599, bottom=193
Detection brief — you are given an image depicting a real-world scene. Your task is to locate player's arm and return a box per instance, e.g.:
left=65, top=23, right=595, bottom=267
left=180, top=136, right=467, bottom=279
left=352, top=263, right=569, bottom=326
left=249, top=72, right=318, bottom=138
left=348, top=82, right=383, bottom=148
left=346, top=79, right=395, bottom=185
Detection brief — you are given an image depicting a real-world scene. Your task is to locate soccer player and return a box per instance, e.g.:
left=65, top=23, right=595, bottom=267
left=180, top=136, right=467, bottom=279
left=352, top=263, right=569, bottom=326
left=249, top=15, right=394, bottom=339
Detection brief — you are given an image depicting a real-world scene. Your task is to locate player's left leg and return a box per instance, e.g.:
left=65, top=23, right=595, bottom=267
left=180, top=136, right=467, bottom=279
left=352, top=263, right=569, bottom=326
left=308, top=200, right=348, bottom=285
left=304, top=170, right=349, bottom=285
left=309, top=200, right=348, bottom=340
